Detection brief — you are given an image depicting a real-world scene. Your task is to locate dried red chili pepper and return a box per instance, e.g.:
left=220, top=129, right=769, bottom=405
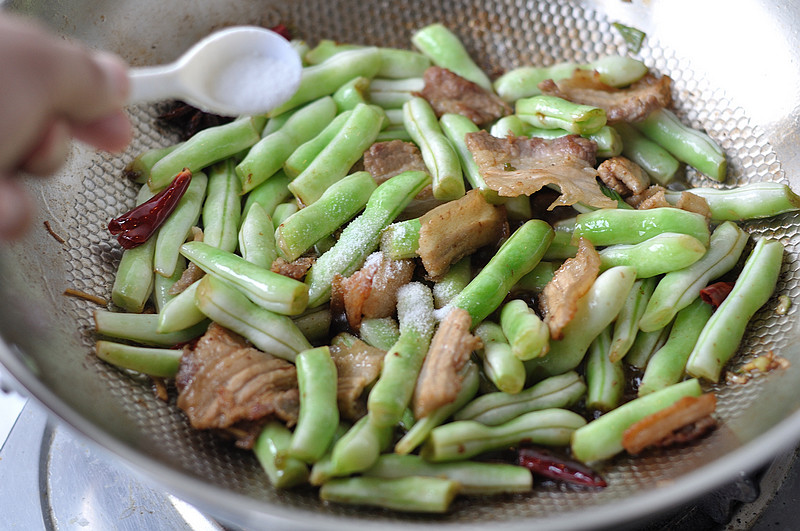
left=270, top=23, right=292, bottom=40
left=700, top=281, right=735, bottom=309
left=517, top=446, right=607, bottom=488
left=109, top=169, right=192, bottom=249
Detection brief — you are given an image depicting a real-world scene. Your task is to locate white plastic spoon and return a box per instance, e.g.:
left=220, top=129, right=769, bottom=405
left=128, top=26, right=302, bottom=116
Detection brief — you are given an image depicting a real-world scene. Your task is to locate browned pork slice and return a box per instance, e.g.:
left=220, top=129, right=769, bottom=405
left=271, top=255, right=316, bottom=280
left=412, top=307, right=481, bottom=419
left=597, top=156, right=650, bottom=197
left=330, top=332, right=386, bottom=420
left=538, top=70, right=672, bottom=123
left=417, top=189, right=507, bottom=279
left=176, top=324, right=299, bottom=436
left=540, top=238, right=601, bottom=340
left=465, top=130, right=616, bottom=210
left=417, top=66, right=512, bottom=126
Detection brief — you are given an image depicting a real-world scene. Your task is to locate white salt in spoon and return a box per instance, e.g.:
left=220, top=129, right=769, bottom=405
left=128, top=26, right=302, bottom=116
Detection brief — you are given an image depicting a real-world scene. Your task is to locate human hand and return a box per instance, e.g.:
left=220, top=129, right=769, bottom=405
left=0, top=13, right=132, bottom=240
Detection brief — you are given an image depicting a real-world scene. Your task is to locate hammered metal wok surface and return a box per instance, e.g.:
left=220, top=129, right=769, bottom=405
left=1, top=0, right=799, bottom=529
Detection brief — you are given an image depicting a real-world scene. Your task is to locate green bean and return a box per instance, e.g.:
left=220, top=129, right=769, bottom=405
left=380, top=218, right=421, bottom=260
left=111, top=185, right=156, bottom=312
left=237, top=96, right=338, bottom=193
left=156, top=280, right=206, bottom=333
left=95, top=340, right=182, bottom=378
left=153, top=172, right=208, bottom=278
left=448, top=220, right=554, bottom=328
left=634, top=108, right=726, bottom=181
left=376, top=126, right=412, bottom=142
left=194, top=275, right=311, bottom=362
left=304, top=40, right=363, bottom=64
left=403, top=97, right=465, bottom=201
left=305, top=42, right=431, bottom=79
left=291, top=305, right=331, bottom=345
left=367, top=282, right=436, bottom=428
left=181, top=241, right=308, bottom=315
left=328, top=415, right=394, bottom=477
left=421, top=408, right=586, bottom=462
left=411, top=23, right=492, bottom=90
left=289, top=103, right=384, bottom=205
left=283, top=111, right=353, bottom=178
left=500, top=299, right=549, bottom=361
left=394, top=363, right=479, bottom=455
left=358, top=317, right=400, bottom=351
left=149, top=117, right=261, bottom=190
left=364, top=453, right=531, bottom=495
left=598, top=233, right=707, bottom=278
left=686, top=238, right=784, bottom=382
left=439, top=113, right=502, bottom=203
left=269, top=48, right=383, bottom=117
left=202, top=159, right=241, bottom=252
left=277, top=171, right=377, bottom=261
left=639, top=221, right=748, bottom=332
left=320, top=476, right=458, bottom=513
left=125, top=143, right=182, bottom=183
left=639, top=298, right=713, bottom=395
left=94, top=310, right=206, bottom=347
left=572, top=207, right=710, bottom=247
left=490, top=115, right=533, bottom=137
left=571, top=379, right=702, bottom=463
left=612, top=122, right=680, bottom=185
left=152, top=255, right=184, bottom=312
left=664, top=182, right=800, bottom=221
left=253, top=421, right=309, bottom=489
left=333, top=76, right=370, bottom=112
left=585, top=326, right=624, bottom=412
left=512, top=261, right=558, bottom=293
left=305, top=171, right=430, bottom=307
left=543, top=229, right=578, bottom=260
left=525, top=266, right=636, bottom=379
left=625, top=324, right=672, bottom=369
left=288, top=346, right=339, bottom=463
left=260, top=107, right=298, bottom=137
left=241, top=170, right=291, bottom=218
left=271, top=202, right=298, bottom=231
left=237, top=203, right=277, bottom=270
left=432, top=256, right=471, bottom=309
left=609, top=277, right=656, bottom=362
left=472, top=322, right=523, bottom=395
left=455, top=371, right=585, bottom=426
left=516, top=95, right=607, bottom=135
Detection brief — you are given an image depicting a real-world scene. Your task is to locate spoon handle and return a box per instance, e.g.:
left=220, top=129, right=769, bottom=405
left=128, top=65, right=182, bottom=104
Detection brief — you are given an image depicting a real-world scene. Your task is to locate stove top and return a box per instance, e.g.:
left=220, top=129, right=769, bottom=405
left=1, top=367, right=798, bottom=531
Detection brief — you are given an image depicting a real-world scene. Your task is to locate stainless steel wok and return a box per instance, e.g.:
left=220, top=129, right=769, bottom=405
left=1, top=0, right=799, bottom=528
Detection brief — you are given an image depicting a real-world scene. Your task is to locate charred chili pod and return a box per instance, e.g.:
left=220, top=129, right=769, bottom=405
left=517, top=446, right=606, bottom=488
left=153, top=171, right=208, bottom=278
left=111, top=184, right=157, bottom=312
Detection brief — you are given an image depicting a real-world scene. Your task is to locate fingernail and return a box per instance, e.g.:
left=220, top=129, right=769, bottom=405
left=0, top=179, right=33, bottom=241
left=93, top=51, right=130, bottom=103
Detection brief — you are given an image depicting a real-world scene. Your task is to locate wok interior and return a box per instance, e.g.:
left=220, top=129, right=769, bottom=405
left=1, top=0, right=800, bottom=528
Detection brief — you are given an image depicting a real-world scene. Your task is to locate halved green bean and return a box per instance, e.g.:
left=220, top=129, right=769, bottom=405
left=516, top=95, right=607, bottom=135
left=525, top=266, right=636, bottom=380
left=625, top=323, right=672, bottom=369
left=686, top=238, right=784, bottom=382
left=152, top=255, right=185, bottom=312
left=432, top=256, right=471, bottom=309
left=364, top=453, right=531, bottom=495
left=95, top=340, right=182, bottom=378
left=320, top=476, right=458, bottom=514
left=411, top=23, right=492, bottom=90
left=241, top=170, right=291, bottom=218
left=367, top=282, right=436, bottom=428
left=149, top=117, right=261, bottom=190
left=333, top=76, right=370, bottom=112
left=585, top=326, right=624, bottom=412
left=421, top=408, right=586, bottom=462
left=358, top=317, right=400, bottom=351
left=237, top=203, right=278, bottom=269
left=439, top=113, right=502, bottom=203
left=571, top=379, right=702, bottom=463
left=572, top=207, right=710, bottom=247
left=157, top=280, right=207, bottom=333
left=283, top=111, right=352, bottom=178
left=153, top=171, right=208, bottom=278
left=305, top=171, right=430, bottom=307
left=634, top=108, right=726, bottom=181
left=639, top=221, right=748, bottom=332
left=202, top=159, right=241, bottom=252
left=288, top=346, right=339, bottom=463
left=639, top=298, right=713, bottom=395
left=609, top=277, right=656, bottom=362
left=269, top=47, right=383, bottom=117
left=664, top=182, right=800, bottom=221
left=612, top=122, right=680, bottom=185
left=125, top=143, right=182, bottom=183
left=394, top=363, right=479, bottom=455
left=253, top=421, right=309, bottom=489
left=94, top=310, right=206, bottom=347
left=455, top=371, right=586, bottom=426
left=181, top=241, right=308, bottom=315
left=473, top=322, right=525, bottom=394
left=329, top=414, right=394, bottom=477
left=500, top=299, right=549, bottom=361
left=289, top=103, right=384, bottom=205
left=403, top=97, right=465, bottom=200
left=448, top=220, right=554, bottom=328
left=111, top=185, right=156, bottom=312
left=194, top=275, right=311, bottom=362
left=598, top=233, right=707, bottom=278
left=380, top=218, right=421, bottom=260
left=277, top=171, right=377, bottom=261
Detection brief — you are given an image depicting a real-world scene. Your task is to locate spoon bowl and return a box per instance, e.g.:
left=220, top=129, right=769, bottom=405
left=128, top=26, right=302, bottom=116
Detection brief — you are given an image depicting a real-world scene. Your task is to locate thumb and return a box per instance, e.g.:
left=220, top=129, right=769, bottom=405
left=0, top=178, right=33, bottom=241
